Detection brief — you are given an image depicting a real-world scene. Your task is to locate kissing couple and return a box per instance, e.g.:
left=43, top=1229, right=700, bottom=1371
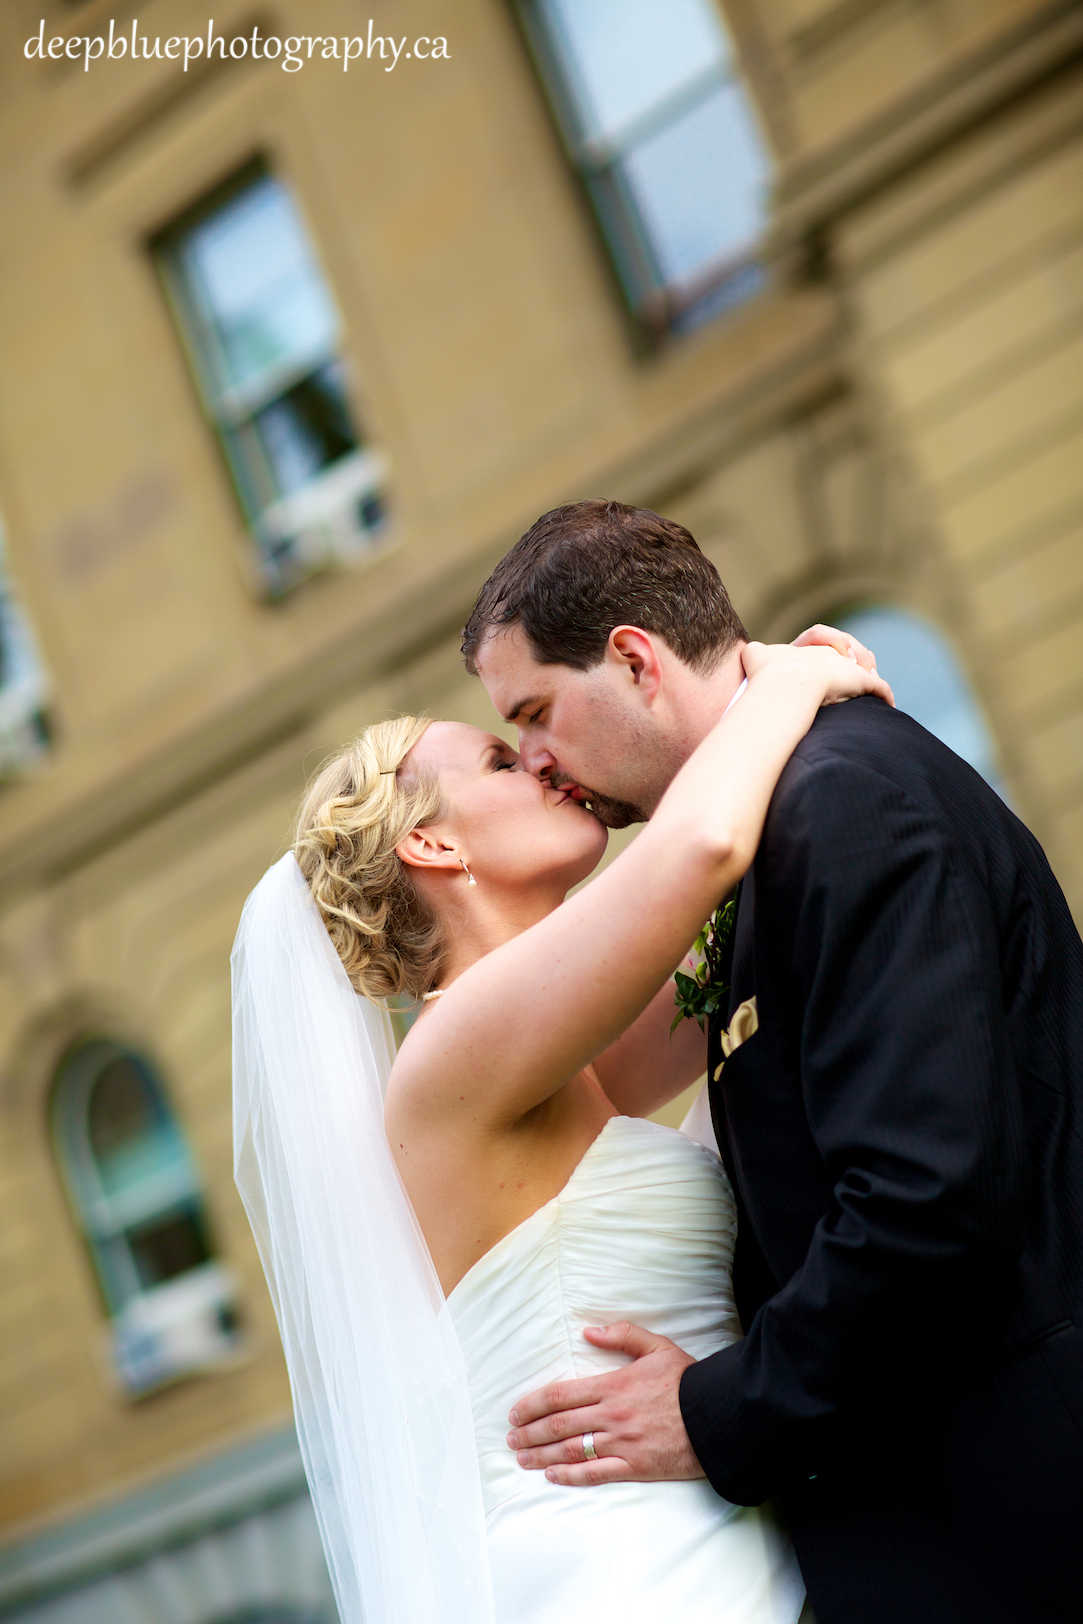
left=233, top=500, right=1083, bottom=1624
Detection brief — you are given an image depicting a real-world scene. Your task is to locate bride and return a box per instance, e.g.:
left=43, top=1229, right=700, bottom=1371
left=232, top=637, right=890, bottom=1624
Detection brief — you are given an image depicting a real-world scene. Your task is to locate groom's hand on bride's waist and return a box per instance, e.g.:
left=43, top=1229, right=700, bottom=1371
left=506, top=1322, right=704, bottom=1487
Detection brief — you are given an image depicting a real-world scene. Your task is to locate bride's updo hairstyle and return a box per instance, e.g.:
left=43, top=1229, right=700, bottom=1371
left=293, top=716, right=447, bottom=1002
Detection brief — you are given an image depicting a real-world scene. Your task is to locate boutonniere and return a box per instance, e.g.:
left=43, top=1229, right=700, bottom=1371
left=672, top=894, right=736, bottom=1034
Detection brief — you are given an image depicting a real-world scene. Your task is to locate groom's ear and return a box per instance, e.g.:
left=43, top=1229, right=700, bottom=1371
left=396, top=828, right=460, bottom=873
left=607, top=627, right=664, bottom=705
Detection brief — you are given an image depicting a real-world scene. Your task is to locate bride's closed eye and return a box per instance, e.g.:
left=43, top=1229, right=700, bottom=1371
left=492, top=756, right=516, bottom=772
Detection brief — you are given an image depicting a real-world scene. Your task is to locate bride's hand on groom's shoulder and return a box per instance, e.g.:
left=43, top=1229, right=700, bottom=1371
left=792, top=621, right=877, bottom=669
left=505, top=1323, right=704, bottom=1488
left=743, top=639, right=895, bottom=709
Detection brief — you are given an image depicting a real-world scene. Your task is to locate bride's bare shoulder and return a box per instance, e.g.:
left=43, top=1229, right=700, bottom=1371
left=384, top=997, right=465, bottom=1128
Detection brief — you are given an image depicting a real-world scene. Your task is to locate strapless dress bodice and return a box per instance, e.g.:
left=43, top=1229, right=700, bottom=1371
left=448, top=1115, right=806, bottom=1623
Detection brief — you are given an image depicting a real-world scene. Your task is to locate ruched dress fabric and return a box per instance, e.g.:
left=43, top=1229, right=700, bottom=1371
left=447, top=1115, right=806, bottom=1623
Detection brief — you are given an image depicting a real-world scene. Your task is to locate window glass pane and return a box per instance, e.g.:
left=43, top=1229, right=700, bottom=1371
left=836, top=606, right=1006, bottom=794
left=177, top=174, right=339, bottom=413
left=620, top=81, right=769, bottom=288
left=129, top=1205, right=212, bottom=1289
left=88, top=1056, right=190, bottom=1198
left=246, top=361, right=359, bottom=501
left=87, top=1057, right=156, bottom=1157
left=540, top=0, right=728, bottom=143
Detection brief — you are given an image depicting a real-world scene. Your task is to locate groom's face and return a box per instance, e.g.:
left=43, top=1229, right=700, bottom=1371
left=474, top=625, right=670, bottom=828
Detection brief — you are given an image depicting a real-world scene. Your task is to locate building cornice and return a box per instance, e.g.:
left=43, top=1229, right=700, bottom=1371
left=0, top=307, right=846, bottom=913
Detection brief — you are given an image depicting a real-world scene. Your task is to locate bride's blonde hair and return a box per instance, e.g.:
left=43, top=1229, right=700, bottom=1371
left=293, top=716, right=447, bottom=1001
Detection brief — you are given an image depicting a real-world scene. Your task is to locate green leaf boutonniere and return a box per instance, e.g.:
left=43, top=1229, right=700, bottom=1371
left=672, top=895, right=737, bottom=1034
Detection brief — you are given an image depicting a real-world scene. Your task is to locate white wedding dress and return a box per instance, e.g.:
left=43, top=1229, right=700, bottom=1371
left=448, top=1113, right=807, bottom=1623
left=234, top=858, right=807, bottom=1624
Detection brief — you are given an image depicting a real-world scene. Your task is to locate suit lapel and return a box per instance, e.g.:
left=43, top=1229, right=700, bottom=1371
left=707, top=868, right=782, bottom=1319
left=727, top=868, right=756, bottom=1010
left=707, top=873, right=753, bottom=1181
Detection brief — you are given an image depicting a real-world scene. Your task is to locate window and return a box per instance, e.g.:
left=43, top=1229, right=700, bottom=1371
left=154, top=163, right=387, bottom=598
left=517, top=0, right=770, bottom=338
left=0, top=509, right=50, bottom=778
left=835, top=606, right=1006, bottom=796
left=52, top=1039, right=240, bottom=1396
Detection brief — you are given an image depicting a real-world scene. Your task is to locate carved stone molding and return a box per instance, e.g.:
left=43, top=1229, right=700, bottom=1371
left=770, top=0, right=1083, bottom=248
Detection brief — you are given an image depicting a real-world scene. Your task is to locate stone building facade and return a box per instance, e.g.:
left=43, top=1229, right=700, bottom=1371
left=0, top=0, right=1080, bottom=1619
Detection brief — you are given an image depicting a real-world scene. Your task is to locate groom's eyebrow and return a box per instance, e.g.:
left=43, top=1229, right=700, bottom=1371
left=502, top=695, right=539, bottom=724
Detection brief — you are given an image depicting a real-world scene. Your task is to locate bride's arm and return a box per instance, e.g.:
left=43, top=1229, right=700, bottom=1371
left=590, top=972, right=707, bottom=1118
left=390, top=645, right=889, bottom=1128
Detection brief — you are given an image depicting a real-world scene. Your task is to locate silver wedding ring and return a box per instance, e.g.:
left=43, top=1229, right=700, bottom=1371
left=582, top=1431, right=597, bottom=1461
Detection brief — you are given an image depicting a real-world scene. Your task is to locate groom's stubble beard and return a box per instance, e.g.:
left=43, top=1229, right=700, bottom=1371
left=545, top=770, right=647, bottom=829
left=545, top=701, right=689, bottom=828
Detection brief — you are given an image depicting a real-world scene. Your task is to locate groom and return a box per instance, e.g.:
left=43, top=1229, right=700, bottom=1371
left=463, top=500, right=1083, bottom=1624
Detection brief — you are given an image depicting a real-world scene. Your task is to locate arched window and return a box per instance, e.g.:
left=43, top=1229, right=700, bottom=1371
left=51, top=1039, right=239, bottom=1396
left=834, top=605, right=1005, bottom=795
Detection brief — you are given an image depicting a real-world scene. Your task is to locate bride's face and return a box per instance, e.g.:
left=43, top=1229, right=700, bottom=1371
left=404, top=721, right=608, bottom=894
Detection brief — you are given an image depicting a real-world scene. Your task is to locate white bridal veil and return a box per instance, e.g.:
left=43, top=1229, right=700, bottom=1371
left=232, top=853, right=495, bottom=1624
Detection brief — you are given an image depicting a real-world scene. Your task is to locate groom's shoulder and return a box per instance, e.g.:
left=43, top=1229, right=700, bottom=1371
left=773, top=696, right=1016, bottom=848
left=787, top=694, right=935, bottom=780
left=773, top=696, right=978, bottom=822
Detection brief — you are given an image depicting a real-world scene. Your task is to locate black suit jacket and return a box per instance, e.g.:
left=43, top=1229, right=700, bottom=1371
left=679, top=697, right=1083, bottom=1624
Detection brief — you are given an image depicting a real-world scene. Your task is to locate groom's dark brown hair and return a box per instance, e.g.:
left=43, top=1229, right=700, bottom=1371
left=462, top=499, right=748, bottom=674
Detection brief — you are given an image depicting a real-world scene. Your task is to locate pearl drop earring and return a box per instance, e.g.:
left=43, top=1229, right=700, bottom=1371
left=460, top=859, right=477, bottom=887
